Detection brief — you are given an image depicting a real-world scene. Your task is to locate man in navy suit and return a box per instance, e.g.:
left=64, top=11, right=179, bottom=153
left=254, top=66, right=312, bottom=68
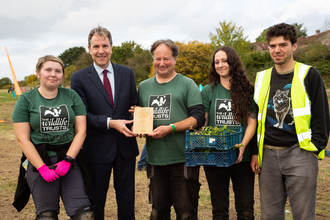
left=71, top=25, right=139, bottom=220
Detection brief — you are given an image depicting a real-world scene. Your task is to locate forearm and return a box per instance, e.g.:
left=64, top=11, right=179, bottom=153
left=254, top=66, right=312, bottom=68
left=14, top=123, right=44, bottom=168
left=18, top=140, right=44, bottom=169
left=66, top=115, right=87, bottom=158
left=204, top=112, right=209, bottom=126
left=66, top=131, right=86, bottom=159
left=241, top=117, right=257, bottom=147
left=306, top=68, right=330, bottom=150
left=172, top=116, right=198, bottom=133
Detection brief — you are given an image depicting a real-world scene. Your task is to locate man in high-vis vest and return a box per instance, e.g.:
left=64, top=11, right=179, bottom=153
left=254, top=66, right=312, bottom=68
left=251, top=23, right=330, bottom=220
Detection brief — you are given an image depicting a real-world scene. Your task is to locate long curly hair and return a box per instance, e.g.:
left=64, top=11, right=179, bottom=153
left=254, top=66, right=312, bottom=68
left=208, top=46, right=254, bottom=123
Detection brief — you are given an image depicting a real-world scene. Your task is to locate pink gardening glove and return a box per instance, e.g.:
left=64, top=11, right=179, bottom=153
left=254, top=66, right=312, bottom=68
left=54, top=160, right=71, bottom=176
left=37, top=164, right=59, bottom=182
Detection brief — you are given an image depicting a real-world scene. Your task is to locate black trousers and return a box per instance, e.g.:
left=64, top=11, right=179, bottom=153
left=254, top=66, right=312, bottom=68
left=147, top=163, right=200, bottom=220
left=204, top=162, right=255, bottom=220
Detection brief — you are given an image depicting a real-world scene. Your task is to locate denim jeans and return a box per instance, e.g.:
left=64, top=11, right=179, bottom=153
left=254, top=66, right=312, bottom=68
left=204, top=162, right=255, bottom=220
left=147, top=163, right=200, bottom=220
left=137, top=145, right=147, bottom=169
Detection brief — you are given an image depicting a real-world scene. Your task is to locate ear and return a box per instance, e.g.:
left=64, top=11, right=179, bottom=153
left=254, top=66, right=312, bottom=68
left=36, top=70, right=40, bottom=78
left=88, top=46, right=91, bottom=55
left=292, top=43, right=297, bottom=52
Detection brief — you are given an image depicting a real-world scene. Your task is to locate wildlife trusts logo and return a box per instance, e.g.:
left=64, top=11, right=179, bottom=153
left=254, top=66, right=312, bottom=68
left=39, top=105, right=69, bottom=133
left=215, top=99, right=240, bottom=126
left=149, top=94, right=171, bottom=120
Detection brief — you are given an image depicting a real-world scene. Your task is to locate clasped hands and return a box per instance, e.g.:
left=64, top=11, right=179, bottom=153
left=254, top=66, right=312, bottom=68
left=37, top=159, right=72, bottom=182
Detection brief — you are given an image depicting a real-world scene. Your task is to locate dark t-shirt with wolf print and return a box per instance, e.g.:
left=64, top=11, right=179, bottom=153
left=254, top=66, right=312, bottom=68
left=264, top=68, right=298, bottom=147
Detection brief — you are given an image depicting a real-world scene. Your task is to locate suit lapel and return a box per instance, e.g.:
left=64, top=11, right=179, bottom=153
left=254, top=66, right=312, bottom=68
left=112, top=63, right=122, bottom=109
left=87, top=65, right=114, bottom=107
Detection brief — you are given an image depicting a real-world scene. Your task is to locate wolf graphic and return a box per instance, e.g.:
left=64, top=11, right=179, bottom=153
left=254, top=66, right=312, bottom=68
left=273, top=89, right=294, bottom=129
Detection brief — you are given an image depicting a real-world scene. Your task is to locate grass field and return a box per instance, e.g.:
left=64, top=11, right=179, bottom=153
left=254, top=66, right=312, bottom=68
left=0, top=89, right=329, bottom=219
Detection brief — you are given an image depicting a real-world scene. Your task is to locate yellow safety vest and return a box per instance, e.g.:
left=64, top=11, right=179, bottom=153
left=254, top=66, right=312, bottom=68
left=254, top=62, right=325, bottom=167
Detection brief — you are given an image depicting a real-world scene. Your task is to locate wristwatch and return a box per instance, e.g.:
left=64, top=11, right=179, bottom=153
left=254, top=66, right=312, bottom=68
left=64, top=155, right=74, bottom=166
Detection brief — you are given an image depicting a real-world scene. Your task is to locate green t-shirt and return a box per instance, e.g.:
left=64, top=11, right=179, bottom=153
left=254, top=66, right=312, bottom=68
left=201, top=83, right=256, bottom=162
left=12, top=87, right=87, bottom=147
left=138, top=73, right=203, bottom=165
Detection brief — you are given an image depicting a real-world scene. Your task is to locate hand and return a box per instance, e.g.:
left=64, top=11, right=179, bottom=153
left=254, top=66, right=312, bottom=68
left=55, top=160, right=71, bottom=176
left=235, top=143, right=246, bottom=164
left=37, top=164, right=59, bottom=182
left=138, top=134, right=147, bottom=138
left=129, top=105, right=138, bottom=117
left=250, top=155, right=261, bottom=173
left=110, top=119, right=137, bottom=137
left=148, top=125, right=172, bottom=139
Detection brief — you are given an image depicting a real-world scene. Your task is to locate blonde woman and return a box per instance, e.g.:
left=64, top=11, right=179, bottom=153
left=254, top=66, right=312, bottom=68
left=12, top=55, right=94, bottom=219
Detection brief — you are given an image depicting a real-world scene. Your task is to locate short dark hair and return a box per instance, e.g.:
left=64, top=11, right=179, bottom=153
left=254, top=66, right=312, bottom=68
left=88, top=25, right=112, bottom=47
left=266, top=23, right=297, bottom=45
left=150, top=39, right=179, bottom=58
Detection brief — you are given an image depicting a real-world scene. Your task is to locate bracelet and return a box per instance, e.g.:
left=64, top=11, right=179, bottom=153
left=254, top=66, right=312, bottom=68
left=170, top=124, right=176, bottom=134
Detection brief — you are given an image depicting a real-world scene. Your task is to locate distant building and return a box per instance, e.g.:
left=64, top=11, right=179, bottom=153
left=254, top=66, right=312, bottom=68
left=297, top=30, right=330, bottom=46
left=251, top=42, right=269, bottom=52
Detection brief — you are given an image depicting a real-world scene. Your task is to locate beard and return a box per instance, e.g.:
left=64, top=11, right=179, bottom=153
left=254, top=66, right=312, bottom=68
left=272, top=53, right=292, bottom=65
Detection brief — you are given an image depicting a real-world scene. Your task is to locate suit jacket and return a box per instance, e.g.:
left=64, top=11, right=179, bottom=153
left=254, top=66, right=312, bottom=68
left=71, top=62, right=139, bottom=163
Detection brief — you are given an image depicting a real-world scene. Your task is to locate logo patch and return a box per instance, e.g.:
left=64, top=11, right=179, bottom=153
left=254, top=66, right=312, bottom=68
left=215, top=99, right=240, bottom=126
left=39, top=105, right=69, bottom=133
left=149, top=94, right=171, bottom=120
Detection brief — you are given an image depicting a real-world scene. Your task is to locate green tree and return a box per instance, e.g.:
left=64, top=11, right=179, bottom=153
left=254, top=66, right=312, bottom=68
left=126, top=49, right=153, bottom=85
left=292, top=23, right=308, bottom=38
left=111, top=41, right=137, bottom=65
left=59, top=46, right=86, bottom=67
left=0, top=77, right=12, bottom=89
left=175, top=41, right=213, bottom=85
left=209, top=20, right=251, bottom=65
left=63, top=52, right=93, bottom=85
left=255, top=28, right=268, bottom=42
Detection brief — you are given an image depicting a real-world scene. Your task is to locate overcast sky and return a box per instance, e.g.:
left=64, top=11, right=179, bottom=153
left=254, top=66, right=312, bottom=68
left=0, top=0, right=329, bottom=81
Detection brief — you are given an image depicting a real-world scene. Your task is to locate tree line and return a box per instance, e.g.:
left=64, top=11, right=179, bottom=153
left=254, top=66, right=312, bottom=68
left=1, top=19, right=329, bottom=89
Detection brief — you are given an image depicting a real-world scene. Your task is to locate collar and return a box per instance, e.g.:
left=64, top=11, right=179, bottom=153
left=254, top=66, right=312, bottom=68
left=93, top=62, right=114, bottom=76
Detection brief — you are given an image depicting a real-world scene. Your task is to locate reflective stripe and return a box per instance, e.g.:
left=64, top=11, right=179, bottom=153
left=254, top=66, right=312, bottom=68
left=297, top=130, right=312, bottom=143
left=254, top=70, right=266, bottom=104
left=258, top=113, right=262, bottom=121
left=293, top=107, right=310, bottom=117
left=298, top=64, right=309, bottom=89
left=257, top=134, right=260, bottom=142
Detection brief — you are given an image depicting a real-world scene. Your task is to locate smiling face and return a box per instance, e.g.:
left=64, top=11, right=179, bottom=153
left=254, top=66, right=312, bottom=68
left=269, top=36, right=297, bottom=66
left=88, top=34, right=112, bottom=69
left=153, top=44, right=177, bottom=78
left=36, top=61, right=63, bottom=90
left=214, top=50, right=230, bottom=79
